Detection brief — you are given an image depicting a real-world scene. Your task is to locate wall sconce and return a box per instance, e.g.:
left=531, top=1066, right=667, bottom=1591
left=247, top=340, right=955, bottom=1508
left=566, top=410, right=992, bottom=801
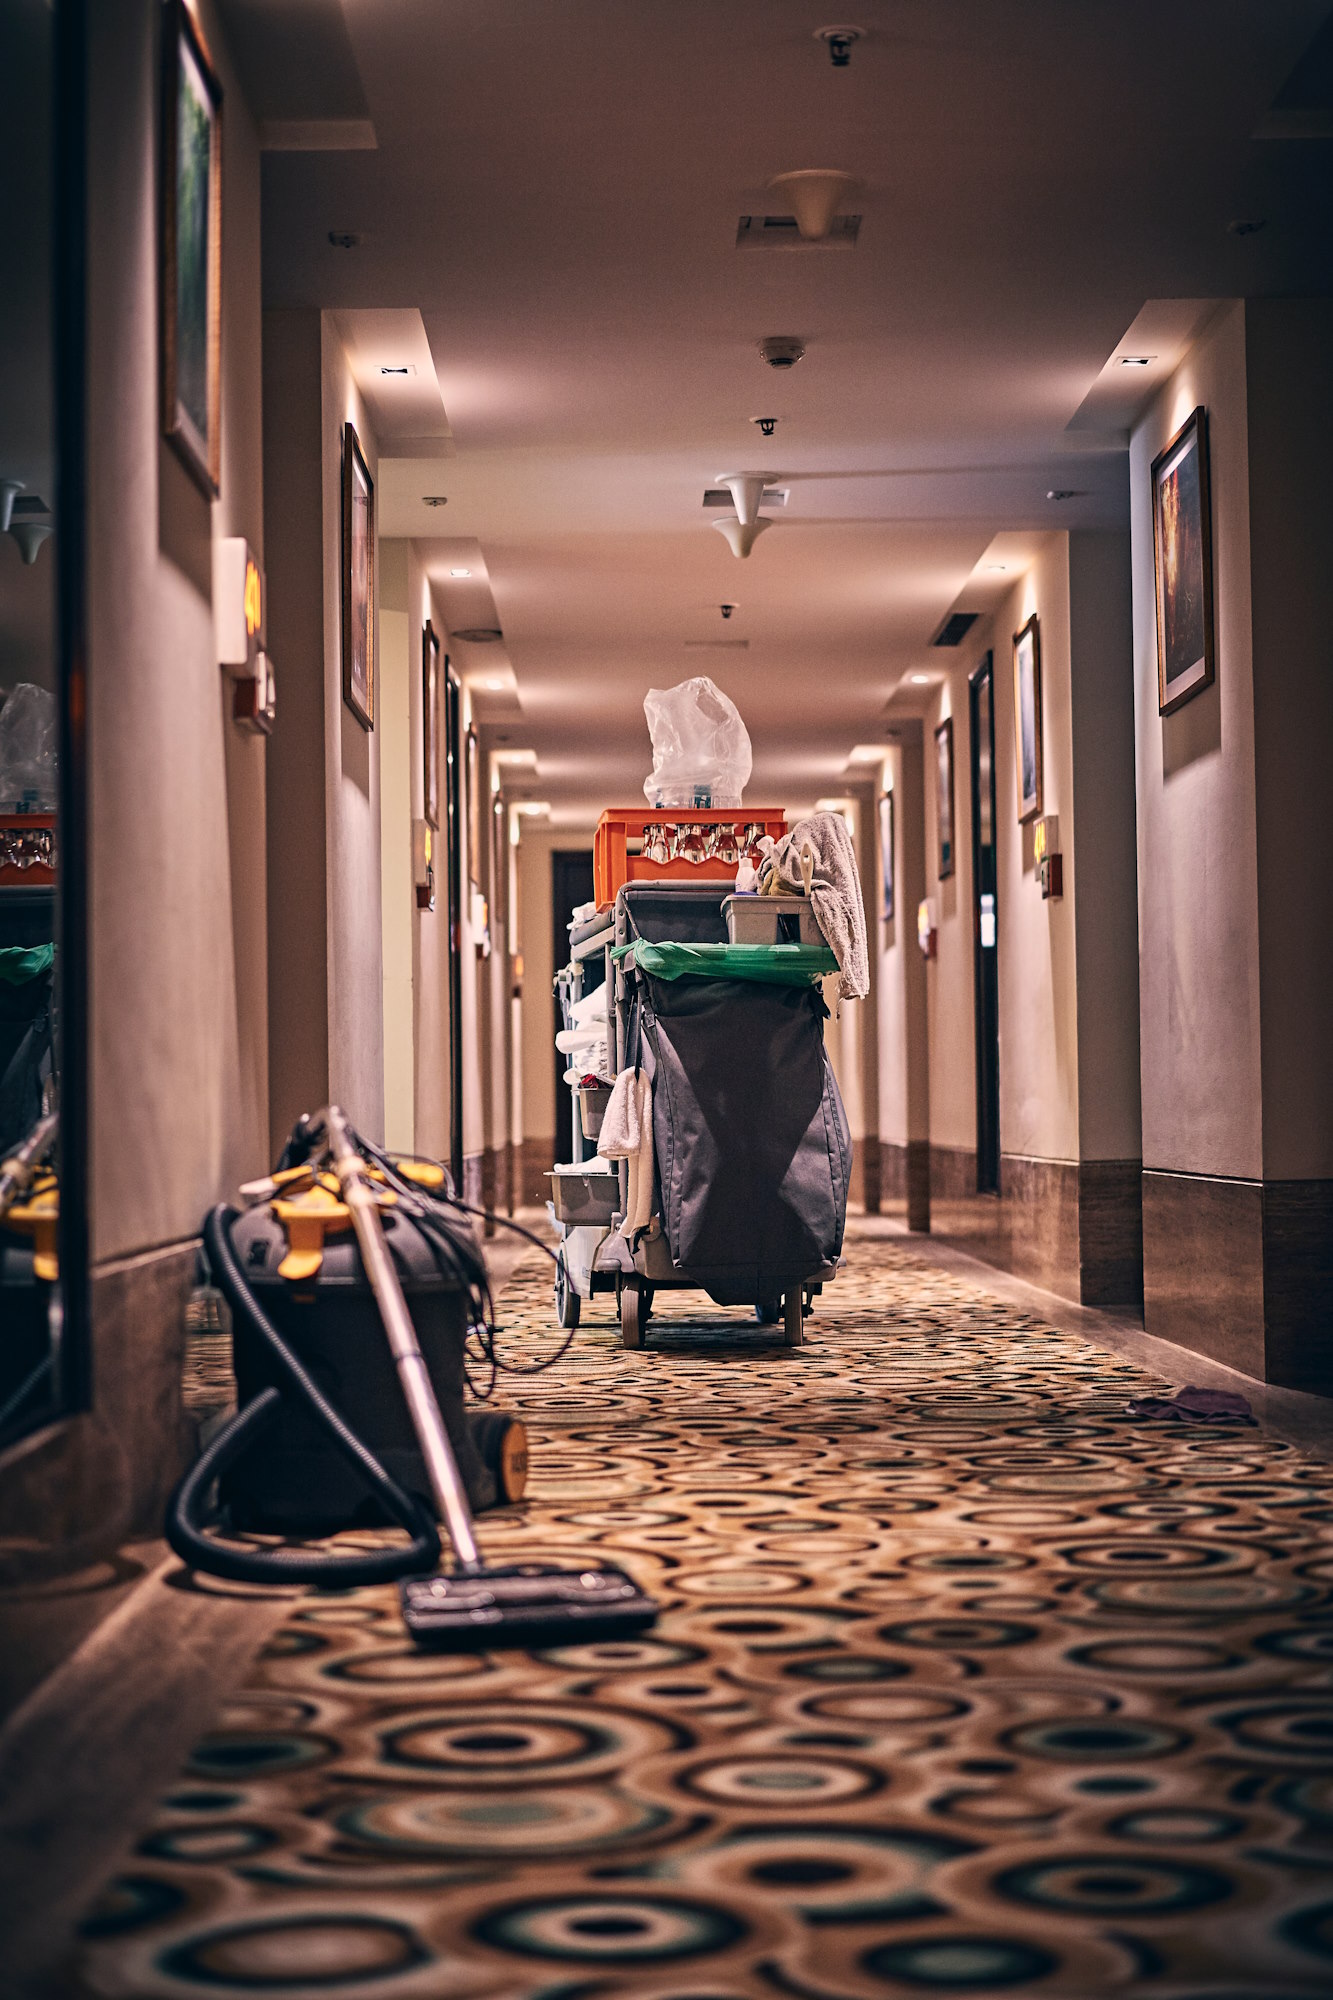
left=233, top=651, right=275, bottom=735
left=917, top=897, right=938, bottom=959
left=413, top=820, right=435, bottom=911
left=1034, top=814, right=1063, bottom=899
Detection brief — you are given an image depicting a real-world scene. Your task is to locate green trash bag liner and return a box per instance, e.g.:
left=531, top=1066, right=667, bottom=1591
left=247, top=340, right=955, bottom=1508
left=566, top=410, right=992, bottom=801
left=613, top=939, right=836, bottom=987
left=0, top=944, right=54, bottom=986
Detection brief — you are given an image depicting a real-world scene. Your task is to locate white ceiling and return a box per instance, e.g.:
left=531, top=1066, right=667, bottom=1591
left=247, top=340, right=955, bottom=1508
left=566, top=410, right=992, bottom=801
left=223, top=0, right=1333, bottom=817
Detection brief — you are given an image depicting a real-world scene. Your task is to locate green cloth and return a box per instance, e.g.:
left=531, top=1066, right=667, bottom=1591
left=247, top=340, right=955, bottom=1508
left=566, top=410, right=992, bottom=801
left=0, top=944, right=54, bottom=986
left=613, top=939, right=837, bottom=988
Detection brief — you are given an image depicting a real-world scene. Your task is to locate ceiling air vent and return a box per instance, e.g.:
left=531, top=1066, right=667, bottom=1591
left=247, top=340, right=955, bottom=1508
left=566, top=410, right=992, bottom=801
left=702, top=487, right=787, bottom=509
left=453, top=627, right=503, bottom=645
left=736, top=213, right=861, bottom=249
left=932, top=611, right=980, bottom=648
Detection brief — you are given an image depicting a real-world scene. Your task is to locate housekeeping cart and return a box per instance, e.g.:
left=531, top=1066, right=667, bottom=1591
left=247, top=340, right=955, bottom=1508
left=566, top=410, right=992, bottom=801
left=547, top=866, right=851, bottom=1350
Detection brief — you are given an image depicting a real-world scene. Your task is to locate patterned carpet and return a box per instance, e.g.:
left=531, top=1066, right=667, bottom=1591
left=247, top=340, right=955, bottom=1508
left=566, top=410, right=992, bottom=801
left=69, top=1233, right=1333, bottom=1998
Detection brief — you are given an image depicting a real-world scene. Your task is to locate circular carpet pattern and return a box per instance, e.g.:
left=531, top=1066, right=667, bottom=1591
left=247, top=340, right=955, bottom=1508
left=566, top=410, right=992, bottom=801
left=67, top=1233, right=1333, bottom=1997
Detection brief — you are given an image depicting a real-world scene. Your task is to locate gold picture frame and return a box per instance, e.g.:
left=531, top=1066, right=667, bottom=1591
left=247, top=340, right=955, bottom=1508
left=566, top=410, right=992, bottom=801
left=1152, top=405, right=1215, bottom=715
left=341, top=423, right=375, bottom=729
left=1012, top=612, right=1043, bottom=825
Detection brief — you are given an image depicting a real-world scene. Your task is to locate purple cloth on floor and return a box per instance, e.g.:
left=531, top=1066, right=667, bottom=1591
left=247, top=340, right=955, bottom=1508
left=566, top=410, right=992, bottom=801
left=1125, top=1385, right=1255, bottom=1424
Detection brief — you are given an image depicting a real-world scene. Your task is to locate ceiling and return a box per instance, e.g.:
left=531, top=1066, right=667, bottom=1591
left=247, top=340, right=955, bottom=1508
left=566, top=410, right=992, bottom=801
left=222, top=0, right=1333, bottom=819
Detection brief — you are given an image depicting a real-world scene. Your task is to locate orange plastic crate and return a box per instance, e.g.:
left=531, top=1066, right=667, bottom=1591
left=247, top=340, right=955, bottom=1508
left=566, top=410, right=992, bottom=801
left=594, top=807, right=787, bottom=910
left=0, top=813, right=56, bottom=888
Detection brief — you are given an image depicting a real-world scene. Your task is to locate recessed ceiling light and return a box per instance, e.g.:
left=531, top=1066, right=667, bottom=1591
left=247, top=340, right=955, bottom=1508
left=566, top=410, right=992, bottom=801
left=485, top=678, right=505, bottom=691
left=1119, top=355, right=1154, bottom=367
left=909, top=673, right=931, bottom=685
left=449, top=567, right=471, bottom=577
left=987, top=563, right=1008, bottom=573
left=1046, top=488, right=1080, bottom=502
left=423, top=495, right=448, bottom=507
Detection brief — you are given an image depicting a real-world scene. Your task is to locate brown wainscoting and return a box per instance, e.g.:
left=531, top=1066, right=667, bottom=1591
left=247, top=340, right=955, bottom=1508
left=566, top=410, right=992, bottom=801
left=1143, top=1171, right=1265, bottom=1379
left=1, top=1238, right=202, bottom=1573
left=463, top=1152, right=484, bottom=1211
left=1079, top=1158, right=1144, bottom=1310
left=504, top=1139, right=516, bottom=1215
left=479, top=1147, right=498, bottom=1237
left=521, top=1136, right=556, bottom=1207
left=859, top=1136, right=882, bottom=1216
left=930, top=1143, right=978, bottom=1200
left=931, top=1152, right=1143, bottom=1310
left=1263, top=1179, right=1333, bottom=1395
left=907, top=1140, right=931, bottom=1232
left=864, top=1140, right=929, bottom=1229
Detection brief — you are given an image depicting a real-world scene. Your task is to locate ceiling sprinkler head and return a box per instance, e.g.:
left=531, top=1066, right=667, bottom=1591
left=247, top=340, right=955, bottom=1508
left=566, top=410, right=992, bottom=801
left=759, top=335, right=805, bottom=370
left=816, top=25, right=863, bottom=67
left=720, top=603, right=737, bottom=620
left=753, top=416, right=779, bottom=438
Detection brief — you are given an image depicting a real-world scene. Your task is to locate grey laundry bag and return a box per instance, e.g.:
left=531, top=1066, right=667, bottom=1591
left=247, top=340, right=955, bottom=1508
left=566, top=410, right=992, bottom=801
left=638, top=972, right=851, bottom=1306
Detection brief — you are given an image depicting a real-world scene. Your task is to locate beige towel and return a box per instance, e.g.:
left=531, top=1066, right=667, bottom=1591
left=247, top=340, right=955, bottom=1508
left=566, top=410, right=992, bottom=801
left=596, top=1068, right=654, bottom=1237
left=759, top=810, right=869, bottom=1000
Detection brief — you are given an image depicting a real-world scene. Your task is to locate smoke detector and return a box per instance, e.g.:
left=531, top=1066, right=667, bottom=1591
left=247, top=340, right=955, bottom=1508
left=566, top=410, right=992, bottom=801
left=759, top=336, right=805, bottom=370
left=713, top=517, right=773, bottom=559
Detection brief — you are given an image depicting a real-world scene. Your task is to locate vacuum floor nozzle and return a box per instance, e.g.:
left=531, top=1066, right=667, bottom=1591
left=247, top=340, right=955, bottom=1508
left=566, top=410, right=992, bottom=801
left=400, top=1562, right=658, bottom=1650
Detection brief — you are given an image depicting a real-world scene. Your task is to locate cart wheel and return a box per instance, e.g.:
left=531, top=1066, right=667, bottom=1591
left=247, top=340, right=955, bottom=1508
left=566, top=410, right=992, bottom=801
left=469, top=1410, right=529, bottom=1503
left=782, top=1290, right=804, bottom=1348
left=554, top=1248, right=581, bottom=1330
left=755, top=1297, right=781, bottom=1325
left=640, top=1285, right=654, bottom=1325
left=620, top=1281, right=645, bottom=1349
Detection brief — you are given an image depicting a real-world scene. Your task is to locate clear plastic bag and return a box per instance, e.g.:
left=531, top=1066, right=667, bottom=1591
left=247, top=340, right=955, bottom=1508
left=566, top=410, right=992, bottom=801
left=642, top=676, right=752, bottom=809
left=0, top=683, right=57, bottom=811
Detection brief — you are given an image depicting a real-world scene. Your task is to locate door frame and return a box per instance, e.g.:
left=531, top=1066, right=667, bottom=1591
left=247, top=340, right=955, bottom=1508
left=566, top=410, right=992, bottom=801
left=968, top=652, right=1001, bottom=1194
left=444, top=664, right=464, bottom=1192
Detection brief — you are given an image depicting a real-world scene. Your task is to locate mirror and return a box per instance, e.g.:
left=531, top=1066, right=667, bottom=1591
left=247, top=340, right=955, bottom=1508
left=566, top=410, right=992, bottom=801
left=0, top=0, right=85, bottom=1451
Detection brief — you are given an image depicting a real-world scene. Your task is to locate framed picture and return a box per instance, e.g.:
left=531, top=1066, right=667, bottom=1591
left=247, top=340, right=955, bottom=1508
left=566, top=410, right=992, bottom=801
left=935, top=717, right=955, bottom=880
left=422, top=621, right=440, bottom=828
left=878, top=790, right=895, bottom=921
left=1012, top=612, right=1043, bottom=825
left=341, top=423, right=375, bottom=728
left=160, top=0, right=223, bottom=497
left=466, top=724, right=481, bottom=890
left=1152, top=405, right=1215, bottom=714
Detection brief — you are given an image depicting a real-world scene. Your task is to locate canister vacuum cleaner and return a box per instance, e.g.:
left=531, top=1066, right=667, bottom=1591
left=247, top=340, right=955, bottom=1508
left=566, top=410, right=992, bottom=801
left=167, top=1106, right=657, bottom=1649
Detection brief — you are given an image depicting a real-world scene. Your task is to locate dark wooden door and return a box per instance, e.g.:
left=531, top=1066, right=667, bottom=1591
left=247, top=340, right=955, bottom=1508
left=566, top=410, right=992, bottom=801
left=551, top=849, right=595, bottom=1164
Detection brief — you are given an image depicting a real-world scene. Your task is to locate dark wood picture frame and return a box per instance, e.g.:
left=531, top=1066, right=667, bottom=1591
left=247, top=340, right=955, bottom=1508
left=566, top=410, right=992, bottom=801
left=422, top=620, right=440, bottom=828
left=935, top=717, right=955, bottom=880
left=341, top=423, right=375, bottom=728
left=878, top=789, right=895, bottom=921
left=159, top=0, right=222, bottom=497
left=1152, top=404, right=1215, bottom=715
left=1012, top=611, right=1043, bottom=825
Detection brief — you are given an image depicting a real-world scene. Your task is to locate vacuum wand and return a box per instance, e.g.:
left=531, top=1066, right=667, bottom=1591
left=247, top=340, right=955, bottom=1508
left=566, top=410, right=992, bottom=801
left=321, top=1105, right=482, bottom=1572
left=0, top=1110, right=58, bottom=1217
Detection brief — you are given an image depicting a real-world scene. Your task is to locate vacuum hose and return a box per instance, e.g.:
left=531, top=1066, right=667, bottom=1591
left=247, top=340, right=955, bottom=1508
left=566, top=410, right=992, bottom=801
left=165, top=1205, right=441, bottom=1586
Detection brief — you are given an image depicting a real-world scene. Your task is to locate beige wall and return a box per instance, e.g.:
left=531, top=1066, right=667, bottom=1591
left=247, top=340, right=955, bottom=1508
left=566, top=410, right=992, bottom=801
left=876, top=731, right=929, bottom=1151
left=88, top=0, right=268, bottom=1259
left=320, top=322, right=383, bottom=1136
left=377, top=542, right=415, bottom=1151
left=516, top=823, right=596, bottom=1146
left=991, top=537, right=1080, bottom=1164
left=1245, top=299, right=1333, bottom=1180
left=923, top=655, right=978, bottom=1153
left=1129, top=302, right=1262, bottom=1181
left=1069, top=530, right=1141, bottom=1163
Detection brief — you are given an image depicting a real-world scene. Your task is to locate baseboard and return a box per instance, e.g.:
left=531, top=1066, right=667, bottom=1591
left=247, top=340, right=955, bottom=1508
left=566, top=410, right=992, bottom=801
left=930, top=1150, right=1143, bottom=1312
left=1142, top=1170, right=1333, bottom=1394
left=520, top=1136, right=555, bottom=1207
left=869, top=1139, right=930, bottom=1232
